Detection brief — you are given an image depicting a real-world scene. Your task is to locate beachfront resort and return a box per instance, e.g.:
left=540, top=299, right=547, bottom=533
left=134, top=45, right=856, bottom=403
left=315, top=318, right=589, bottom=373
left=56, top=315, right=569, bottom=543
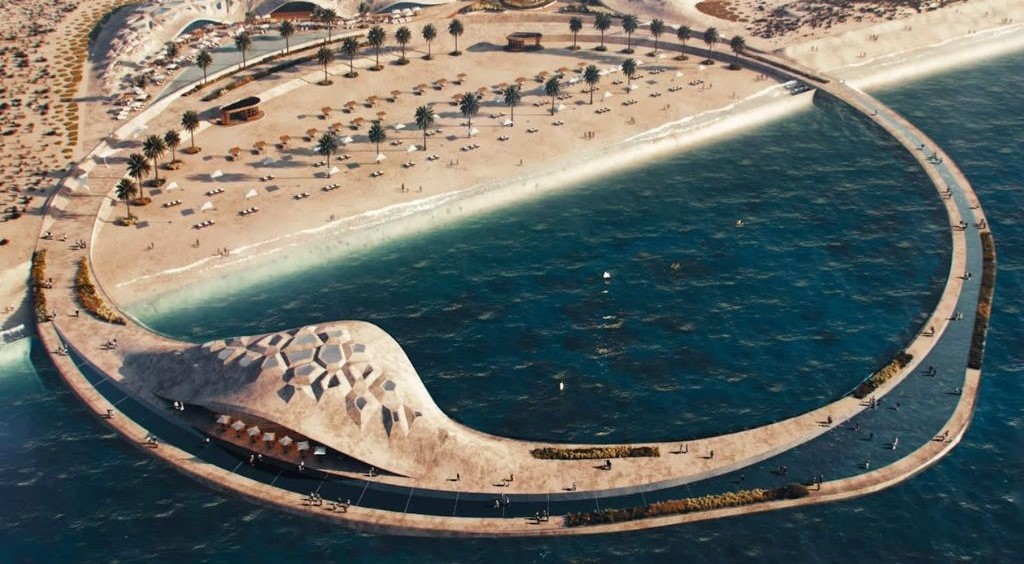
left=2, top=0, right=1020, bottom=536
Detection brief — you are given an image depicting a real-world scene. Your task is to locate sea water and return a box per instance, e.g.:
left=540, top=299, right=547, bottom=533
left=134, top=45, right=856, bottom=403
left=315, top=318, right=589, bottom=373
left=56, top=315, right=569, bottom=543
left=1, top=52, right=1021, bottom=562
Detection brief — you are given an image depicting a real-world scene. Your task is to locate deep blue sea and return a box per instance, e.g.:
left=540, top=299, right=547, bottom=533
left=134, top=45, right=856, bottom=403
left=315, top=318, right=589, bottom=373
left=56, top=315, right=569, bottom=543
left=1, top=51, right=1021, bottom=562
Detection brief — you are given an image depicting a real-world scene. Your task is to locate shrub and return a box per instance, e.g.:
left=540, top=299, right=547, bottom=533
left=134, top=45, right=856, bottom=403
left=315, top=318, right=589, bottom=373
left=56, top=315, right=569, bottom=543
left=531, top=446, right=659, bottom=460
left=969, top=232, right=996, bottom=369
left=74, top=258, right=125, bottom=325
left=31, top=250, right=47, bottom=322
left=852, top=351, right=913, bottom=399
left=564, top=484, right=809, bottom=527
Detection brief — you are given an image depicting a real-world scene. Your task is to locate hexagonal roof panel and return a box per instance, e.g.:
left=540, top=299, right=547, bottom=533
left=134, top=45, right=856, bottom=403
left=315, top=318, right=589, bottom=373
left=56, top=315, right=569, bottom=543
left=316, top=343, right=345, bottom=367
left=282, top=347, right=316, bottom=366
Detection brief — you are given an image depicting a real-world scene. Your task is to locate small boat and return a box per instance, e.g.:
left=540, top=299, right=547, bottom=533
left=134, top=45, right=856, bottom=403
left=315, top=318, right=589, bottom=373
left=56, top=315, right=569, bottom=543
left=602, top=271, right=611, bottom=280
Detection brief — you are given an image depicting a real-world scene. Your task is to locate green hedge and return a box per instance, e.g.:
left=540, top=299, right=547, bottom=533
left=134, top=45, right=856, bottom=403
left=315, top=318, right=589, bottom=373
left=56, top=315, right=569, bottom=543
left=564, top=483, right=810, bottom=527
left=30, top=250, right=48, bottom=323
left=853, top=351, right=912, bottom=399
left=531, top=445, right=659, bottom=460
left=969, top=232, right=996, bottom=369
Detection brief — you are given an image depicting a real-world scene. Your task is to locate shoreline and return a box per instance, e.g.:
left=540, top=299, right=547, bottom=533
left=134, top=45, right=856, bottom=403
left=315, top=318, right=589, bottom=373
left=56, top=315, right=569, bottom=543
left=123, top=25, right=1024, bottom=317
left=124, top=83, right=814, bottom=315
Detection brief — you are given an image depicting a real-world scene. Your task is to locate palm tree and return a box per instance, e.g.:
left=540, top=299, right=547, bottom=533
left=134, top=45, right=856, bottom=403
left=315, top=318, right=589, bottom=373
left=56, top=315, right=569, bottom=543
left=165, top=41, right=179, bottom=60
left=340, top=36, right=360, bottom=77
left=650, top=19, right=665, bottom=55
left=545, top=76, right=561, bottom=115
left=234, top=31, right=252, bottom=68
left=594, top=13, right=612, bottom=51
left=502, top=84, right=521, bottom=124
left=703, top=27, right=719, bottom=64
left=458, top=91, right=480, bottom=138
left=367, top=25, right=386, bottom=70
left=142, top=135, right=166, bottom=185
left=367, top=121, right=386, bottom=155
left=415, top=104, right=435, bottom=149
left=181, top=110, right=200, bottom=152
left=729, top=35, right=747, bottom=69
left=569, top=17, right=583, bottom=50
left=422, top=23, right=437, bottom=60
left=395, top=26, right=411, bottom=64
left=279, top=20, right=295, bottom=54
left=316, top=45, right=334, bottom=83
left=584, top=64, right=600, bottom=105
left=358, top=2, right=372, bottom=17
left=621, top=58, right=637, bottom=88
left=622, top=14, right=639, bottom=53
left=244, top=10, right=258, bottom=26
left=448, top=19, right=464, bottom=56
left=195, top=49, right=212, bottom=84
left=115, top=177, right=137, bottom=223
left=676, top=25, right=691, bottom=60
left=320, top=8, right=339, bottom=43
left=126, top=153, right=150, bottom=191
left=163, top=130, right=181, bottom=163
left=315, top=132, right=340, bottom=176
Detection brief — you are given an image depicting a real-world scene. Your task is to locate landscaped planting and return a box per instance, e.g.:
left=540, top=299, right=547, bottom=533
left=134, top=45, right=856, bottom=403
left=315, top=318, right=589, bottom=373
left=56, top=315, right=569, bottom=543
left=531, top=445, right=659, bottom=460
left=74, top=258, right=125, bottom=325
left=564, top=483, right=810, bottom=527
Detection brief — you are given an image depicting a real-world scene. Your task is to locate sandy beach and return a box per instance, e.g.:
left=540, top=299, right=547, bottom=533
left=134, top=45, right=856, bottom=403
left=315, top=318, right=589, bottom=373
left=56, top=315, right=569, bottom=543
left=2, top=0, right=1023, bottom=327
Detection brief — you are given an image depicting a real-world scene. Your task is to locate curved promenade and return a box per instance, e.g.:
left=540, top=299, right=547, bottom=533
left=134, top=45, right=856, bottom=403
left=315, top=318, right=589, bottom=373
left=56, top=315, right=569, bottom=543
left=31, top=37, right=992, bottom=535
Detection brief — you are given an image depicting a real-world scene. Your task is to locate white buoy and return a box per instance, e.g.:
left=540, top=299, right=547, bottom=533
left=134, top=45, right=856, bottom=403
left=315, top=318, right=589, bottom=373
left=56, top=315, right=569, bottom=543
left=559, top=381, right=565, bottom=392
left=735, top=219, right=744, bottom=227
left=602, top=271, right=611, bottom=280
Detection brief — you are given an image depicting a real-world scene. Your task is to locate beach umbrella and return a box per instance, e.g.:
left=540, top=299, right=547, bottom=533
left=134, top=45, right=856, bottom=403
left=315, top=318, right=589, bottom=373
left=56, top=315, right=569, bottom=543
left=229, top=147, right=241, bottom=158
left=556, top=104, right=566, bottom=112
left=231, top=420, right=246, bottom=431
left=406, top=144, right=418, bottom=153
left=501, top=119, right=513, bottom=126
left=278, top=435, right=293, bottom=447
left=247, top=426, right=261, bottom=437
left=322, top=106, right=332, bottom=116
left=390, top=89, right=401, bottom=99
left=469, top=127, right=479, bottom=137
left=604, top=91, right=613, bottom=99
left=200, top=201, right=213, bottom=212
left=393, top=123, right=406, bottom=130
left=244, top=188, right=258, bottom=199
left=342, top=136, right=354, bottom=144
left=306, top=128, right=318, bottom=138
left=628, top=84, right=639, bottom=91
left=210, top=170, right=223, bottom=179
left=279, top=134, right=290, bottom=145
left=676, top=71, right=683, bottom=78
left=216, top=414, right=232, bottom=425
left=254, top=140, right=267, bottom=152
left=698, top=65, right=706, bottom=71
left=296, top=441, right=310, bottom=452
left=376, top=110, right=387, bottom=120
left=375, top=153, right=387, bottom=163
left=166, top=181, right=180, bottom=191
left=457, top=72, right=467, bottom=81
left=262, top=432, right=276, bottom=442
left=314, top=446, right=327, bottom=456
left=328, top=166, right=340, bottom=175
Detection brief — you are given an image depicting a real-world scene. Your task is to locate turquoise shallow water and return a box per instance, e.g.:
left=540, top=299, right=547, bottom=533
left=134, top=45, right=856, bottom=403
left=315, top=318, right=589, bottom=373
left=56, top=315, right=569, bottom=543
left=1, top=52, right=1022, bottom=561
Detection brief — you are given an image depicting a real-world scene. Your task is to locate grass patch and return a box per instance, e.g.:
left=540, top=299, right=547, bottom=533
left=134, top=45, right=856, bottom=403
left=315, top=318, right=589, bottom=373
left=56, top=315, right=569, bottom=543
left=565, top=483, right=809, bottom=527
left=969, top=232, right=996, bottom=369
left=74, top=258, right=125, bottom=325
left=531, top=445, right=659, bottom=460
